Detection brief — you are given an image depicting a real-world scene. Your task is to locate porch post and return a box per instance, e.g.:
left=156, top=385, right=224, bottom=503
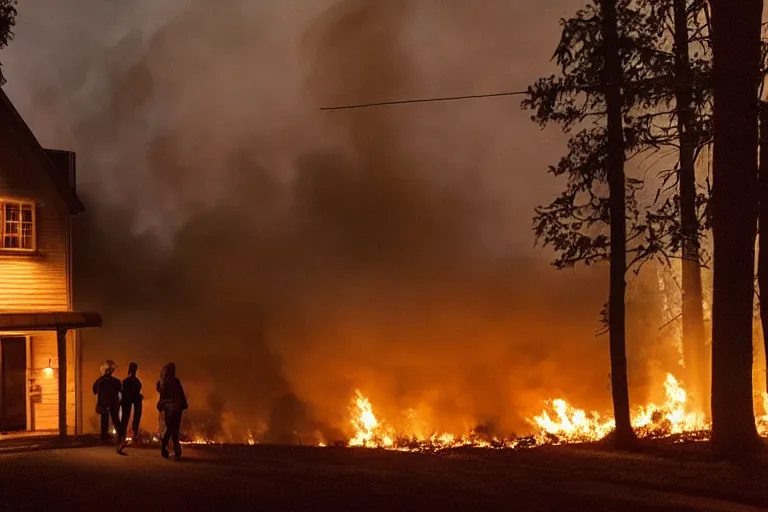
left=57, top=328, right=68, bottom=438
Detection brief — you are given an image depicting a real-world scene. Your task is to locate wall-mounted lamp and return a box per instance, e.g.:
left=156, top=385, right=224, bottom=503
left=43, top=359, right=54, bottom=377
left=32, top=359, right=56, bottom=378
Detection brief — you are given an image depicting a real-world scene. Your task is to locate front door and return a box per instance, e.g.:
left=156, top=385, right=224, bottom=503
left=0, top=337, right=27, bottom=431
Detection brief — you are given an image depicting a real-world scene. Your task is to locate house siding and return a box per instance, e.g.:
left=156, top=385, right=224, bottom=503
left=0, top=202, right=68, bottom=311
left=27, top=332, right=76, bottom=432
left=0, top=122, right=77, bottom=434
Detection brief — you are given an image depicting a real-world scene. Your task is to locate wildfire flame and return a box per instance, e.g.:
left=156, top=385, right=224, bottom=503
left=531, top=399, right=613, bottom=443
left=346, top=373, right=768, bottom=451
left=531, top=374, right=708, bottom=445
left=123, top=376, right=768, bottom=450
left=348, top=390, right=395, bottom=448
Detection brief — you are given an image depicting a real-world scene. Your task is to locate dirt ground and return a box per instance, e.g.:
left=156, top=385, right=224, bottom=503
left=0, top=441, right=767, bottom=511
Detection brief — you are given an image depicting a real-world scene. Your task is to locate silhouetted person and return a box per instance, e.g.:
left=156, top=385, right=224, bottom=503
left=157, top=362, right=188, bottom=459
left=92, top=360, right=126, bottom=453
left=120, top=362, right=143, bottom=439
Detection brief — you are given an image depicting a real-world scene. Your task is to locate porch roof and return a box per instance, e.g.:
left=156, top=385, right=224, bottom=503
left=0, top=311, right=102, bottom=331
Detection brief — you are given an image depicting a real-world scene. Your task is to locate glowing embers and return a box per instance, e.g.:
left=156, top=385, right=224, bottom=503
left=182, top=437, right=218, bottom=445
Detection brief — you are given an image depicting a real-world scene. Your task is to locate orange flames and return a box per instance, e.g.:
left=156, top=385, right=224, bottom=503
left=125, top=376, right=768, bottom=449
left=348, top=390, right=395, bottom=448
left=531, top=373, right=709, bottom=445
left=345, top=389, right=518, bottom=451
left=137, top=377, right=768, bottom=449
left=344, top=373, right=768, bottom=451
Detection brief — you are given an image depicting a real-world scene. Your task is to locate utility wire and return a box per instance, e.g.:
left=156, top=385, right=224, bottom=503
left=320, top=90, right=528, bottom=111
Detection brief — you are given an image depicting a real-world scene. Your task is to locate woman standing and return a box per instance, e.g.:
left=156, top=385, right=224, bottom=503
left=156, top=362, right=188, bottom=459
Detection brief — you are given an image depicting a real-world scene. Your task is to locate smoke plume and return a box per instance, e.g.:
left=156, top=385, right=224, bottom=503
left=2, top=0, right=668, bottom=441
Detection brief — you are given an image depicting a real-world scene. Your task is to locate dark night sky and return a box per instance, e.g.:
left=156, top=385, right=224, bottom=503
left=1, top=0, right=673, bottom=440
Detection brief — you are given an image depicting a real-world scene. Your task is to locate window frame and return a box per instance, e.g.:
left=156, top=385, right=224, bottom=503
left=0, top=199, right=37, bottom=254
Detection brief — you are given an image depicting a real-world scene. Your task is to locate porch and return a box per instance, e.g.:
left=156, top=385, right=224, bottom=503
left=0, top=311, right=102, bottom=437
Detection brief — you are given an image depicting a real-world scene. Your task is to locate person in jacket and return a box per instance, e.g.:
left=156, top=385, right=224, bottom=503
left=92, top=360, right=126, bottom=453
left=120, top=362, right=143, bottom=439
left=156, top=362, right=188, bottom=459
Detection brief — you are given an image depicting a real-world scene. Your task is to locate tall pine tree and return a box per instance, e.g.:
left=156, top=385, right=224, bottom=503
left=600, top=0, right=637, bottom=447
left=523, top=0, right=669, bottom=446
left=672, top=0, right=709, bottom=415
left=709, top=0, right=763, bottom=454
left=637, top=0, right=713, bottom=415
left=528, top=0, right=718, bottom=419
left=0, top=0, right=17, bottom=86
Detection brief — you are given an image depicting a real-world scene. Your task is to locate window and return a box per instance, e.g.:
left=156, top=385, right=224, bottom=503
left=1, top=200, right=35, bottom=251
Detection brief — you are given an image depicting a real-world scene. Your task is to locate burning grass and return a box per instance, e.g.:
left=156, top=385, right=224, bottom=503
left=132, top=373, right=768, bottom=452
left=343, top=373, right=768, bottom=452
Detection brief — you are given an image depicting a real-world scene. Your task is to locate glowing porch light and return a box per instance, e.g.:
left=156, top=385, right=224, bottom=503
left=42, top=359, right=54, bottom=377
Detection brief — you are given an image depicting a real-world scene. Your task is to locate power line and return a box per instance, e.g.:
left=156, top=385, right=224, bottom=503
left=320, top=90, right=528, bottom=111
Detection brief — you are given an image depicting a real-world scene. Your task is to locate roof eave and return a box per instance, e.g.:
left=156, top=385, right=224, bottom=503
left=0, top=88, right=85, bottom=215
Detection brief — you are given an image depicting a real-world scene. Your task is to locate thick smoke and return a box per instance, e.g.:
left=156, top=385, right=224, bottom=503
left=2, top=0, right=667, bottom=441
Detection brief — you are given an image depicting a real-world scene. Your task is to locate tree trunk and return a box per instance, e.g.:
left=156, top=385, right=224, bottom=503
left=759, top=103, right=768, bottom=396
left=709, top=0, right=763, bottom=454
left=673, top=0, right=708, bottom=416
left=600, top=0, right=636, bottom=448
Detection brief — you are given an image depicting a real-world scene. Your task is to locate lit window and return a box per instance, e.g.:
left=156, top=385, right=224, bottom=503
left=1, top=201, right=35, bottom=251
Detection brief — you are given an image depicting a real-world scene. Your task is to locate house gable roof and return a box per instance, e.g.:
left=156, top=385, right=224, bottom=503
left=0, top=88, right=84, bottom=214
